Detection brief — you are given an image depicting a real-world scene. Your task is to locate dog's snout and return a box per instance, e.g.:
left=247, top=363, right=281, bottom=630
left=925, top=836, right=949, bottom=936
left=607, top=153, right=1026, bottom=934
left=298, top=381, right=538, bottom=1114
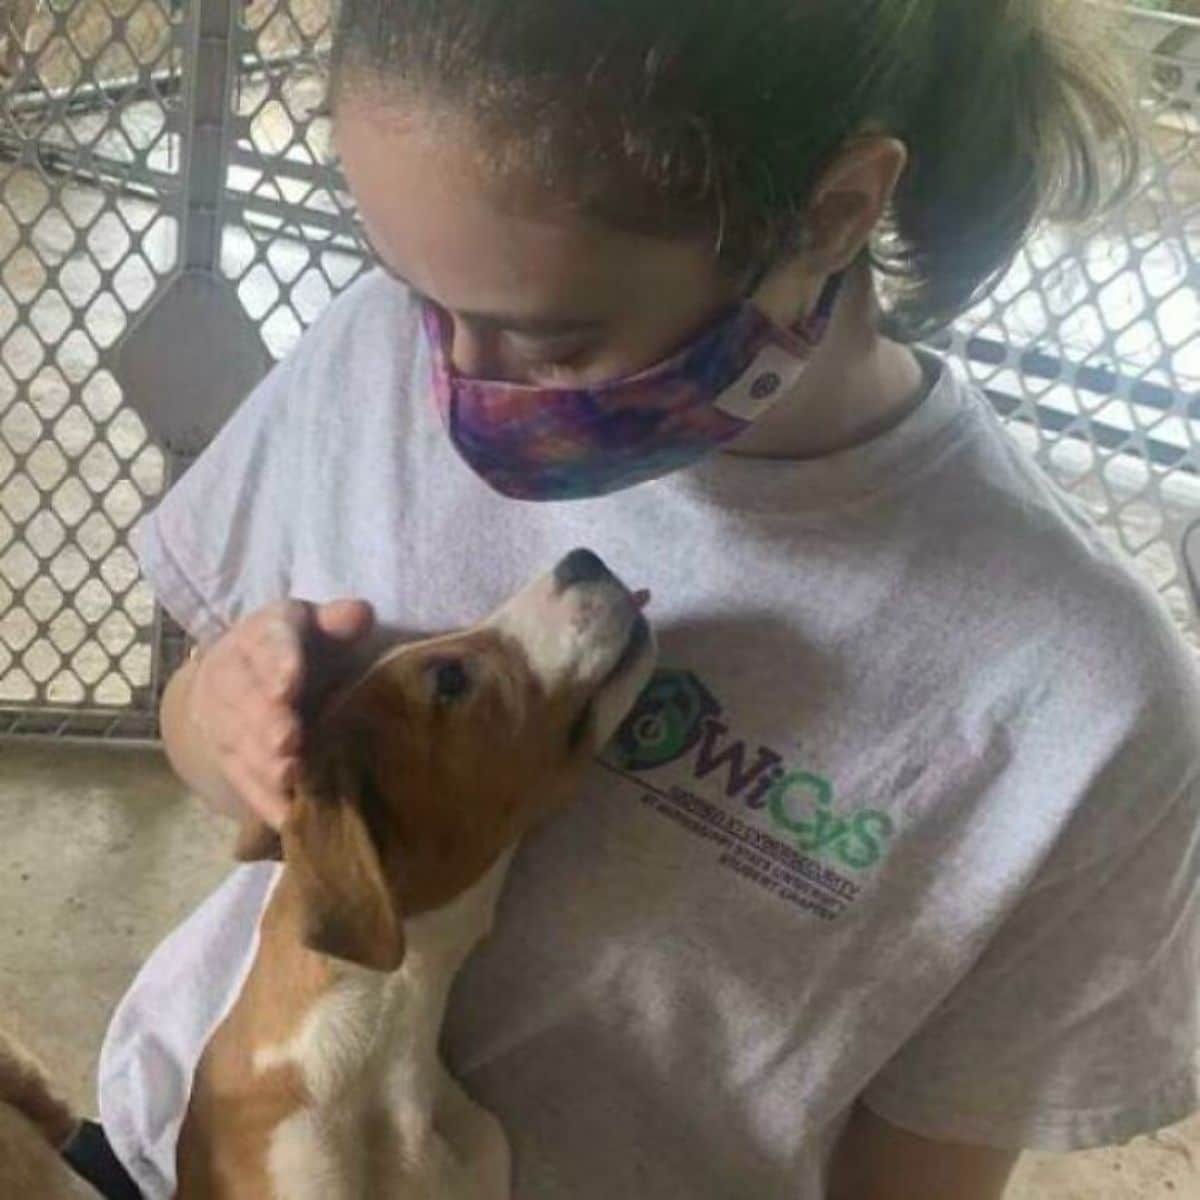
left=554, top=548, right=612, bottom=591
left=486, top=551, right=655, bottom=728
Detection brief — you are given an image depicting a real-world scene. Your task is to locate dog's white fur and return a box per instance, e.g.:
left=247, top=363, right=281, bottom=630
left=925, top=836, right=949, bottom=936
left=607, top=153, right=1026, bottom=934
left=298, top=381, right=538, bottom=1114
left=258, top=855, right=515, bottom=1200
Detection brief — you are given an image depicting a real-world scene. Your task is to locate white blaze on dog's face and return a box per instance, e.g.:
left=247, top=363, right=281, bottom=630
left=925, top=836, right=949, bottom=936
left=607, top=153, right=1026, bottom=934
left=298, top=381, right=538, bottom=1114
left=486, top=548, right=656, bottom=751
left=275, top=550, right=656, bottom=972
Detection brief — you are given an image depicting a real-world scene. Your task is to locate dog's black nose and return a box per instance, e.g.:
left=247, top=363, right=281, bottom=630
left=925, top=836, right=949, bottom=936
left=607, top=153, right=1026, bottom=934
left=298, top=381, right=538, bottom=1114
left=555, top=548, right=612, bottom=590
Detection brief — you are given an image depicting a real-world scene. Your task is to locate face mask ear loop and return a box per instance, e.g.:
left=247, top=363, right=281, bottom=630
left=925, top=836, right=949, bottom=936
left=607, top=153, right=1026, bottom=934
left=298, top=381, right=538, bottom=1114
left=741, top=256, right=775, bottom=296
left=746, top=254, right=845, bottom=347
left=796, top=272, right=844, bottom=343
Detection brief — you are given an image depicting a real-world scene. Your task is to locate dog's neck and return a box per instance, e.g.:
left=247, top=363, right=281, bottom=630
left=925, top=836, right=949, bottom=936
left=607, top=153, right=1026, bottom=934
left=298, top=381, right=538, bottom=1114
left=254, top=847, right=516, bottom=1112
left=178, top=849, right=519, bottom=1200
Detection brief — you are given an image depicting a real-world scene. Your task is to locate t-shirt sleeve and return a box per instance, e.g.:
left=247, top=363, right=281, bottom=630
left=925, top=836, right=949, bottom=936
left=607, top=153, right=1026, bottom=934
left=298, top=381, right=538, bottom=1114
left=862, top=612, right=1200, bottom=1152
left=131, top=348, right=303, bottom=645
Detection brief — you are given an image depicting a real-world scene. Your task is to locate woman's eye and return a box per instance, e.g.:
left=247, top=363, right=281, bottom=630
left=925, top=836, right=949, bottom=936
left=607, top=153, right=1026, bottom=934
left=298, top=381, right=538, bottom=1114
left=430, top=659, right=471, bottom=703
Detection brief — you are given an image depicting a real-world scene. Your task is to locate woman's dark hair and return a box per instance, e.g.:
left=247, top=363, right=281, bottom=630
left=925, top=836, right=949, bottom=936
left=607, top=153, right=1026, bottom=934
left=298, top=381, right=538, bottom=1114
left=331, top=0, right=1140, bottom=340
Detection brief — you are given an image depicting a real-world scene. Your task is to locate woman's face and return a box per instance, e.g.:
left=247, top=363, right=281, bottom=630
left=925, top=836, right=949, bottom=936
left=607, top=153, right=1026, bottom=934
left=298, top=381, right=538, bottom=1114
left=334, top=94, right=744, bottom=387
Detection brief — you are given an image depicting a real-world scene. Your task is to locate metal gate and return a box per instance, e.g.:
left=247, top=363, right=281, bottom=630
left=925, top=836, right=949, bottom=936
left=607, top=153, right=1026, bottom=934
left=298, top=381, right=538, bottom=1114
left=0, top=2, right=1196, bottom=740
left=940, top=7, right=1200, bottom=647
left=0, top=0, right=365, bottom=737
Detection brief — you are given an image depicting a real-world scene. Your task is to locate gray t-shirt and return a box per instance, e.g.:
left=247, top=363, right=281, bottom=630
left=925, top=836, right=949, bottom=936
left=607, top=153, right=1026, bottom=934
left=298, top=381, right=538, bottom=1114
left=101, top=271, right=1200, bottom=1199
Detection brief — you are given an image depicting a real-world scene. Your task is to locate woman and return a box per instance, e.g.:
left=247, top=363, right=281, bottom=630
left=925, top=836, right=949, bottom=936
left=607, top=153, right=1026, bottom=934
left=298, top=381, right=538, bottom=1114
left=82, top=2, right=1200, bottom=1197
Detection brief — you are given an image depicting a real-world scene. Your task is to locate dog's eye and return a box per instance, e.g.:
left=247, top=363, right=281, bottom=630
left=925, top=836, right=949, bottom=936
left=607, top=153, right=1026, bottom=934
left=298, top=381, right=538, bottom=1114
left=430, top=658, right=471, bottom=703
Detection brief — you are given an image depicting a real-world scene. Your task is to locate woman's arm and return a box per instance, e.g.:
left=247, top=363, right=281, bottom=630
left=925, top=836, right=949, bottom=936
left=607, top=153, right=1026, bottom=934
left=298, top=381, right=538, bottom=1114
left=160, top=652, right=247, bottom=819
left=828, top=1103, right=1017, bottom=1200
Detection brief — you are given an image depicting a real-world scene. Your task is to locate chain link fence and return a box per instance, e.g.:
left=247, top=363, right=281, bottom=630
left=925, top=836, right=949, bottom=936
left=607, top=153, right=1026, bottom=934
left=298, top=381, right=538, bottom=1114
left=0, top=0, right=366, bottom=737
left=0, top=0, right=184, bottom=736
left=0, top=2, right=1196, bottom=739
left=938, top=7, right=1200, bottom=645
left=223, top=0, right=364, bottom=361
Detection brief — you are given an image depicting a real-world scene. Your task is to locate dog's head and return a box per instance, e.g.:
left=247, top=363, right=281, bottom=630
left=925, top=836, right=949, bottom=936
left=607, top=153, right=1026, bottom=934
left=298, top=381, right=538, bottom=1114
left=240, top=549, right=655, bottom=972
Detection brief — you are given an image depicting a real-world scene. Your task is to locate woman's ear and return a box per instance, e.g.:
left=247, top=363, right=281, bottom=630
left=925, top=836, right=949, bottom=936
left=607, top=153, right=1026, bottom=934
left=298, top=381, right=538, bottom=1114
left=803, top=135, right=909, bottom=275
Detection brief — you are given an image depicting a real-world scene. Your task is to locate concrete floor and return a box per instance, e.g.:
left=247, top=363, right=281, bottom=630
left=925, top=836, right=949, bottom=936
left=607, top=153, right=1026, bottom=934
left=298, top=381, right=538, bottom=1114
left=0, top=739, right=1197, bottom=1197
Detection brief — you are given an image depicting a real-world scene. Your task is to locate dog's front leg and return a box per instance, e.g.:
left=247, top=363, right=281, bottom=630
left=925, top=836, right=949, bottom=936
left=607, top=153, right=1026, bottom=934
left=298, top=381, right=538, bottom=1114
left=430, top=1068, right=511, bottom=1200
left=260, top=1108, right=362, bottom=1200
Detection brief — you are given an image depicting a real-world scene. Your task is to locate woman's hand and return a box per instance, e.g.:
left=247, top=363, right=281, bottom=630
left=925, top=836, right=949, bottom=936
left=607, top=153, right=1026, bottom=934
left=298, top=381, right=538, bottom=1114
left=162, top=599, right=375, bottom=828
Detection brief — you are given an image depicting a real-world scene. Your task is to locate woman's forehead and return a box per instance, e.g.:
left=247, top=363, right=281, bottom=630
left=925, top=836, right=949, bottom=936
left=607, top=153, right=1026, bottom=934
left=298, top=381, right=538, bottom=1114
left=333, top=97, right=728, bottom=325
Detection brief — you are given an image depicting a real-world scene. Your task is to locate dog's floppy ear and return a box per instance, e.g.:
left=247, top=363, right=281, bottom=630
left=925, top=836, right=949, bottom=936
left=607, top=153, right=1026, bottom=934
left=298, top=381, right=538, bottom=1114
left=280, top=728, right=405, bottom=972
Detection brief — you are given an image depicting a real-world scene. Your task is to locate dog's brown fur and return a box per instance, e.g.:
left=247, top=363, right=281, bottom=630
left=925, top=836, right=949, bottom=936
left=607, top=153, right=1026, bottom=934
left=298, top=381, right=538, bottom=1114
left=0, top=1030, right=77, bottom=1147
left=0, top=1030, right=99, bottom=1199
left=174, top=875, right=321, bottom=1200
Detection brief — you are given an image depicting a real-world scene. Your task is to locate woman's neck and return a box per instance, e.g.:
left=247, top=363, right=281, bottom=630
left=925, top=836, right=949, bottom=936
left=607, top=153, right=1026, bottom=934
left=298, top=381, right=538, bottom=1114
left=728, top=264, right=928, bottom=462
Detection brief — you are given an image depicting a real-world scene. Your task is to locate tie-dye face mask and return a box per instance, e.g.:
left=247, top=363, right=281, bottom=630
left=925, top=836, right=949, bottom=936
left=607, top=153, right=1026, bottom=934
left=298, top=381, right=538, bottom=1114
left=421, top=272, right=842, bottom=502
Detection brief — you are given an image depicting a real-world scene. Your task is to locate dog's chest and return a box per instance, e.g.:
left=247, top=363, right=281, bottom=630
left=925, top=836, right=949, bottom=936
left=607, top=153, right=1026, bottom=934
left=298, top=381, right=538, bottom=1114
left=255, top=862, right=513, bottom=1198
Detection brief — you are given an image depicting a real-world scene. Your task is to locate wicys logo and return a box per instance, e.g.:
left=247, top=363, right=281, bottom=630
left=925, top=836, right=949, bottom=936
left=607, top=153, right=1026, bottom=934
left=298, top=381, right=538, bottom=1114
left=607, top=669, right=894, bottom=871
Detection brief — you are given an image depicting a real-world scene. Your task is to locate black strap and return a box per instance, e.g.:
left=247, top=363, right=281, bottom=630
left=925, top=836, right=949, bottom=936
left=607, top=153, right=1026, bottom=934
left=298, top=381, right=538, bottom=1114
left=1182, top=519, right=1200, bottom=615
left=62, top=1120, right=143, bottom=1200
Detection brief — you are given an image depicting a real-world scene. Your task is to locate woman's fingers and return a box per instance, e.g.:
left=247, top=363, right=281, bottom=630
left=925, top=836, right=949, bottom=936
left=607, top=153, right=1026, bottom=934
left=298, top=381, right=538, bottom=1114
left=314, top=598, right=375, bottom=641
left=191, top=597, right=374, bottom=830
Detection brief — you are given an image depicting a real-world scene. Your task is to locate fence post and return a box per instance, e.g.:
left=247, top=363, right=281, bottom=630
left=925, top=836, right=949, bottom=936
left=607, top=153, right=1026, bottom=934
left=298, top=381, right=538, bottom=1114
left=117, top=0, right=269, bottom=711
left=118, top=0, right=267, bottom=472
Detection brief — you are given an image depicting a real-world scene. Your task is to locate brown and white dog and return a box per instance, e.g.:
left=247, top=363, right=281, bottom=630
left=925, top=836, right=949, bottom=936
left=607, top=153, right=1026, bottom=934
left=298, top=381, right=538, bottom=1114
left=1, top=548, right=656, bottom=1200
left=0, top=1032, right=100, bottom=1199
